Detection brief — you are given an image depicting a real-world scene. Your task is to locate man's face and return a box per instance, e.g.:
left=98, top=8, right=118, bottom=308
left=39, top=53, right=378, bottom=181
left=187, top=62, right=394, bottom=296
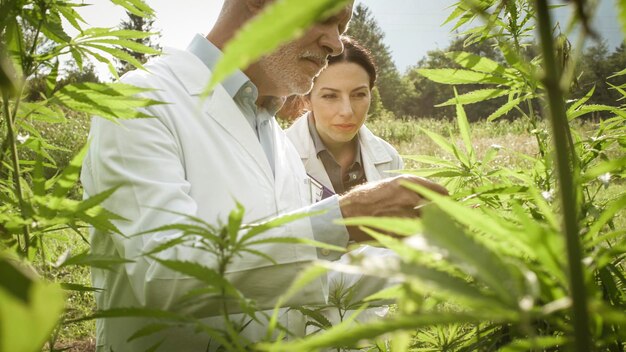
left=254, top=4, right=353, bottom=97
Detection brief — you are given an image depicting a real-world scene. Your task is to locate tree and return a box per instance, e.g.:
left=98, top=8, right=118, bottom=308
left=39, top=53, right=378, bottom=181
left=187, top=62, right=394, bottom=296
left=572, top=41, right=626, bottom=117
left=347, top=4, right=406, bottom=117
left=116, top=11, right=161, bottom=75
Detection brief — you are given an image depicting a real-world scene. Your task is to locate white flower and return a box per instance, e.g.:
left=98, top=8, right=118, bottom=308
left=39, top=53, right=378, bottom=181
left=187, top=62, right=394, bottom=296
left=598, top=173, right=611, bottom=189
left=541, top=190, right=554, bottom=202
left=490, top=144, right=503, bottom=150
left=373, top=305, right=390, bottom=317
left=17, top=133, right=29, bottom=144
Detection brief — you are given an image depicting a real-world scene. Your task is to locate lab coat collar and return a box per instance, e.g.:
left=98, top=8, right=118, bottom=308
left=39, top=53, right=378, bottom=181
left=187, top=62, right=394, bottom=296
left=290, top=112, right=392, bottom=166
left=358, top=124, right=393, bottom=165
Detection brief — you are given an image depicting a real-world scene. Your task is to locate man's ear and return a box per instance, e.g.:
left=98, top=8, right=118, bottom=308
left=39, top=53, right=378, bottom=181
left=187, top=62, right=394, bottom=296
left=246, top=0, right=271, bottom=14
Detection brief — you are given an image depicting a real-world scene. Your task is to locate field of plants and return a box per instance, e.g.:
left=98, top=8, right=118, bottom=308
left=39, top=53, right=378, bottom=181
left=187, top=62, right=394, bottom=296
left=1, top=0, right=625, bottom=351
left=39, top=116, right=625, bottom=351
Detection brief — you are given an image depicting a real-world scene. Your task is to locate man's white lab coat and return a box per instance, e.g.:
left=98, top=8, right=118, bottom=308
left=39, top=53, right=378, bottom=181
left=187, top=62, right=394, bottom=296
left=81, top=48, right=349, bottom=351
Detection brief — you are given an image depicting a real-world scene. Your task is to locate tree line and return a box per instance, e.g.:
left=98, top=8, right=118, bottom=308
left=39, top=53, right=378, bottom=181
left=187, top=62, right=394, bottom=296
left=348, top=4, right=626, bottom=121
left=24, top=4, right=625, bottom=122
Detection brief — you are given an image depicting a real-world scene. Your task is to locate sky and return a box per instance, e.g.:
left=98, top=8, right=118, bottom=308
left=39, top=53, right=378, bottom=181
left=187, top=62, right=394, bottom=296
left=73, top=0, right=624, bottom=79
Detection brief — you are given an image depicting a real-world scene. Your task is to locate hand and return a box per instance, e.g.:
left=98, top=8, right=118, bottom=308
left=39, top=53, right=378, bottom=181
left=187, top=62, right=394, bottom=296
left=338, top=175, right=448, bottom=242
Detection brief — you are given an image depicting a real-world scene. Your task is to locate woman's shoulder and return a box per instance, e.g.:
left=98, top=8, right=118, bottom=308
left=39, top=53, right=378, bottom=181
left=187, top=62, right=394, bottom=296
left=360, top=125, right=400, bottom=157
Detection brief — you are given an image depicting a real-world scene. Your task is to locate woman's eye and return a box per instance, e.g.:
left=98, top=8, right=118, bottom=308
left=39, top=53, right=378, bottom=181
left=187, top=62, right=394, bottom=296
left=322, top=94, right=336, bottom=99
left=353, top=92, right=368, bottom=98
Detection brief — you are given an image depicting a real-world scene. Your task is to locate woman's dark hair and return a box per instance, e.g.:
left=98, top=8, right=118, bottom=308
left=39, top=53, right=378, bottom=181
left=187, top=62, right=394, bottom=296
left=277, top=36, right=378, bottom=120
left=328, top=36, right=377, bottom=88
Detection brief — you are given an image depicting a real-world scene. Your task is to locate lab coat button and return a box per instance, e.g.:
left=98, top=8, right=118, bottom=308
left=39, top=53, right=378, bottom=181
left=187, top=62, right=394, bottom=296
left=320, top=248, right=330, bottom=256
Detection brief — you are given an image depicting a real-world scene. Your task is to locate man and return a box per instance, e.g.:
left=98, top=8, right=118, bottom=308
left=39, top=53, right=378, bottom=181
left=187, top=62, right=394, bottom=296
left=81, top=0, right=446, bottom=350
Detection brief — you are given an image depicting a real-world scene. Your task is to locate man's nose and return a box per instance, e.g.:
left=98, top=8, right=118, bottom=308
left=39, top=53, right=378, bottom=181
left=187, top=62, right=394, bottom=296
left=319, top=27, right=344, bottom=56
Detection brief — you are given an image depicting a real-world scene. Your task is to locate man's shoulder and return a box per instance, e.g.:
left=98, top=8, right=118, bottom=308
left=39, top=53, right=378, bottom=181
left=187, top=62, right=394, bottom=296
left=120, top=48, right=210, bottom=96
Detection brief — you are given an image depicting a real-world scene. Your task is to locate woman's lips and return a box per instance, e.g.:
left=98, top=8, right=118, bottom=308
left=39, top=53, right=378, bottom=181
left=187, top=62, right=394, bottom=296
left=334, top=124, right=357, bottom=131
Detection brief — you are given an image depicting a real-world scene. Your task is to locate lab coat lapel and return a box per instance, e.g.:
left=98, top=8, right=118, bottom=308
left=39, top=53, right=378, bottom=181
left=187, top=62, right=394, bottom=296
left=164, top=50, right=274, bottom=182
left=290, top=114, right=334, bottom=192
left=359, top=125, right=392, bottom=182
left=207, top=88, right=274, bottom=182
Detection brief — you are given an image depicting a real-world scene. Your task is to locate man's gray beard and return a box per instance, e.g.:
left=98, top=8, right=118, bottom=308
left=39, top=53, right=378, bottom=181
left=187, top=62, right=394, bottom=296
left=261, top=46, right=320, bottom=96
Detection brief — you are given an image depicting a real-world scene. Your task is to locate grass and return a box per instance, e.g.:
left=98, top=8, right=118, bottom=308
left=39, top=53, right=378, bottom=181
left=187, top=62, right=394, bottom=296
left=37, top=228, right=95, bottom=351
left=35, top=115, right=624, bottom=351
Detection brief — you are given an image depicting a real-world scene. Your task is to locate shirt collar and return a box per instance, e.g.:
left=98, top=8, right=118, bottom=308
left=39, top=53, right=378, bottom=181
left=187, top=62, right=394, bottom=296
left=186, top=34, right=251, bottom=98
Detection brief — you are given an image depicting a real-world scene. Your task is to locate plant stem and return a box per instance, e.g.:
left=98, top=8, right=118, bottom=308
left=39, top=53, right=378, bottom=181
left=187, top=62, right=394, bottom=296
left=2, top=91, right=31, bottom=256
left=534, top=0, right=591, bottom=350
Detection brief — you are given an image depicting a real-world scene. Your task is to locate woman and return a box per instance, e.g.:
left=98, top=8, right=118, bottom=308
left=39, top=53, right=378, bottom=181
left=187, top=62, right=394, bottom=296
left=285, top=37, right=402, bottom=338
left=285, top=36, right=403, bottom=198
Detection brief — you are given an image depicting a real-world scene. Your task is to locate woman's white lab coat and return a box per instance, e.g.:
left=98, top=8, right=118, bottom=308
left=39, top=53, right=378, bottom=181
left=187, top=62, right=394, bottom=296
left=81, top=48, right=347, bottom=351
left=285, top=113, right=404, bottom=337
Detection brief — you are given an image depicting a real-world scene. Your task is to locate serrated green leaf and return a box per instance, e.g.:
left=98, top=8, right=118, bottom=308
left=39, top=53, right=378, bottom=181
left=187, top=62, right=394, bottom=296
left=32, top=141, right=45, bottom=197
left=240, top=210, right=322, bottom=243
left=126, top=323, right=171, bottom=342
left=499, top=336, right=567, bottom=351
left=568, top=104, right=621, bottom=120
left=401, top=168, right=466, bottom=178
left=135, top=223, right=220, bottom=244
left=618, top=0, right=626, bottom=38
left=453, top=87, right=475, bottom=162
left=487, top=96, right=523, bottom=121
left=267, top=264, right=328, bottom=339
left=293, top=307, right=332, bottom=329
left=582, top=156, right=626, bottom=181
left=228, top=202, right=245, bottom=245
left=151, top=258, right=237, bottom=296
left=208, top=0, right=351, bottom=92
left=264, top=313, right=498, bottom=351
left=52, top=82, right=163, bottom=121
left=446, top=51, right=506, bottom=74
left=58, top=251, right=134, bottom=270
left=110, top=0, right=155, bottom=17
left=244, top=236, right=345, bottom=253
left=92, top=38, right=160, bottom=55
left=0, top=271, right=65, bottom=352
left=60, top=283, right=103, bottom=292
left=75, top=186, right=120, bottom=213
left=420, top=206, right=521, bottom=306
left=68, top=307, right=187, bottom=324
left=418, top=68, right=509, bottom=85
left=402, top=155, right=457, bottom=168
left=419, top=127, right=456, bottom=156
left=586, top=194, right=626, bottom=246
left=436, top=88, right=510, bottom=107
left=56, top=3, right=88, bottom=31
left=339, top=217, right=422, bottom=237
left=49, top=142, right=88, bottom=202
left=84, top=44, right=148, bottom=71
left=567, top=85, right=595, bottom=114
left=363, top=284, right=402, bottom=302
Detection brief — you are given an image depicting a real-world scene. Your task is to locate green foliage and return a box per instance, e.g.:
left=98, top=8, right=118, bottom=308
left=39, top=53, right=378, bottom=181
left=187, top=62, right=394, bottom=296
left=0, top=256, right=65, bottom=352
left=347, top=4, right=409, bottom=117
left=403, top=35, right=518, bottom=120
left=116, top=10, right=161, bottom=76
left=1, top=0, right=625, bottom=351
left=0, top=0, right=166, bottom=350
left=260, top=0, right=626, bottom=351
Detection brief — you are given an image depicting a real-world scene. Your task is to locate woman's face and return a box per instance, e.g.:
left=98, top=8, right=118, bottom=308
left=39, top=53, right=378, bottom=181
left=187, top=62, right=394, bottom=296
left=306, top=62, right=371, bottom=148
